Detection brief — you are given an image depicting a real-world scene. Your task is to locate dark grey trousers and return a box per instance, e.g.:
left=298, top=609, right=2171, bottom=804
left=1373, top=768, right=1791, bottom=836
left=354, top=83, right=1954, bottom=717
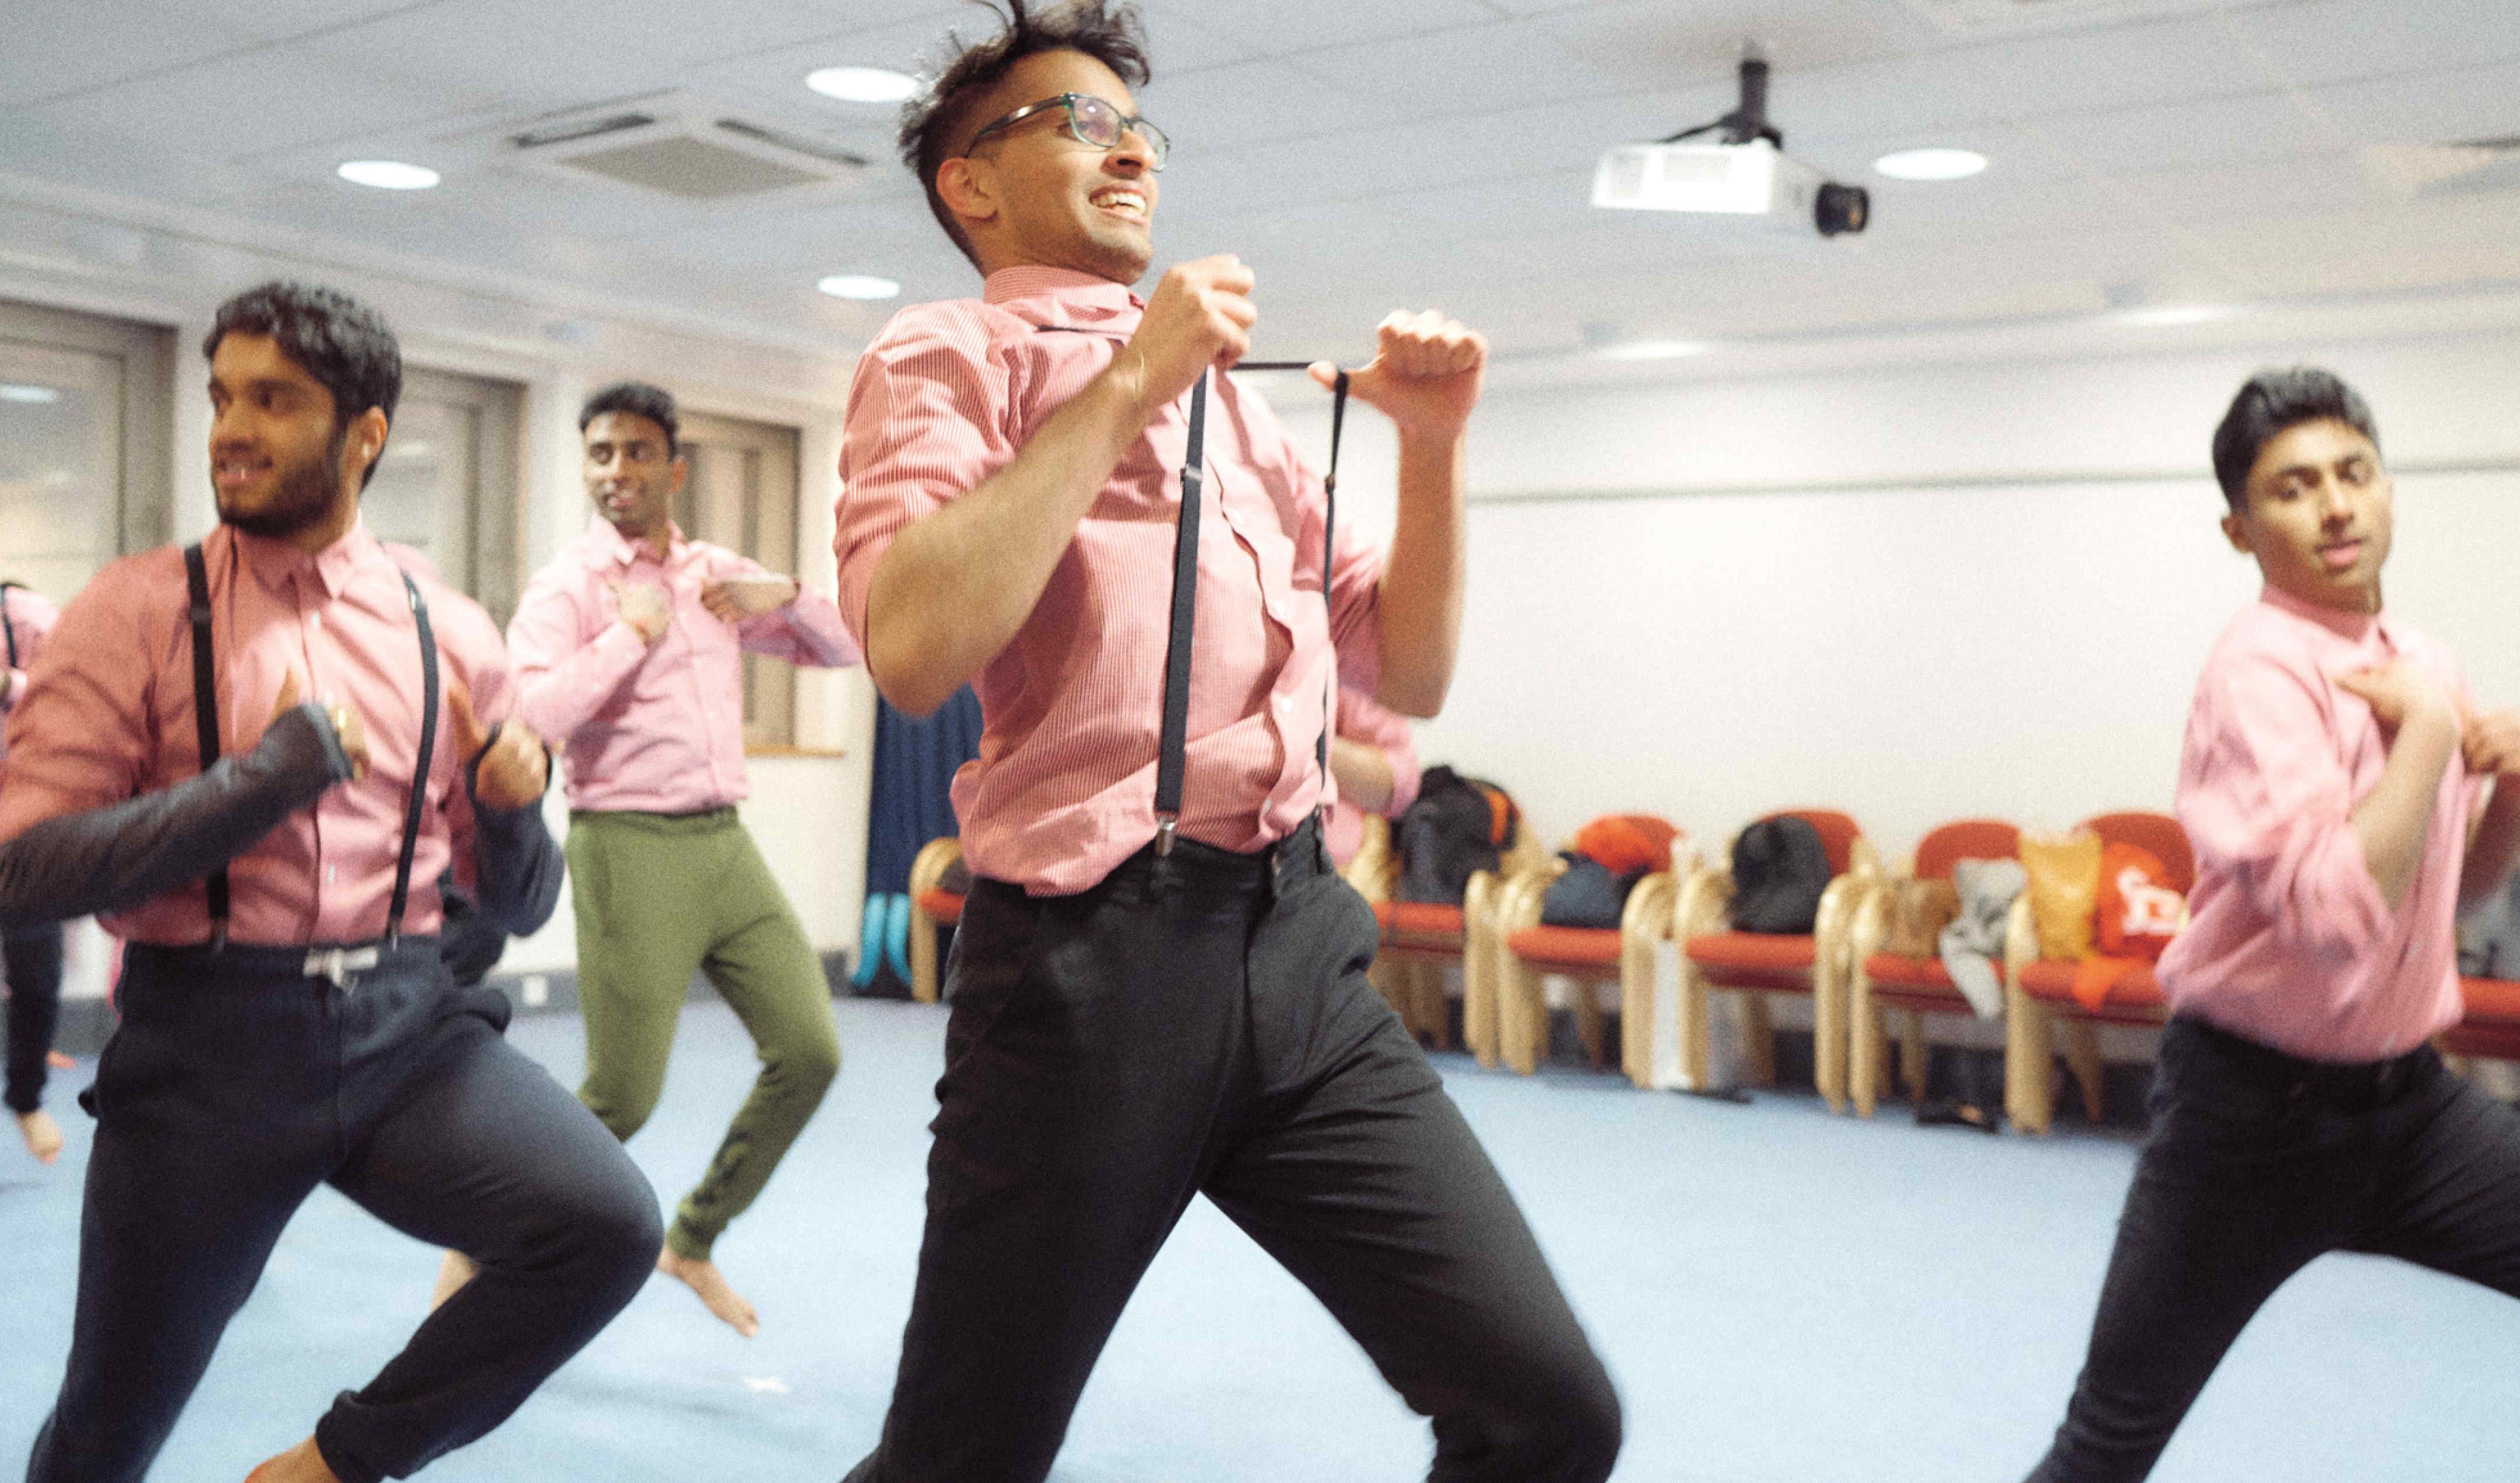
left=2028, top=1015, right=2520, bottom=1482
left=844, top=818, right=1621, bottom=1483
left=26, top=938, right=660, bottom=1483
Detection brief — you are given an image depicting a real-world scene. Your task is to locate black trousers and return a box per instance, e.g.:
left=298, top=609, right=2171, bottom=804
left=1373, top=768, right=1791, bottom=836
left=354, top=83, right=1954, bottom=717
left=4, top=921, right=64, bottom=1113
left=26, top=938, right=661, bottom=1483
left=844, top=819, right=1621, bottom=1483
left=2027, top=1015, right=2520, bottom=1482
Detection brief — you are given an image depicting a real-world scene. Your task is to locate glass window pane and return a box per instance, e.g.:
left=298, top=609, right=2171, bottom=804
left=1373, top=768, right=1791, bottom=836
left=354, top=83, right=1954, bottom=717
left=0, top=338, right=123, bottom=598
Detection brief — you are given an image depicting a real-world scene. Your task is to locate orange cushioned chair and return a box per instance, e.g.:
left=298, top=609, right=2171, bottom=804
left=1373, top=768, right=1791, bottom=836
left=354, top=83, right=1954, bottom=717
left=2003, top=810, right=2194, bottom=1134
left=2442, top=976, right=2520, bottom=1065
left=1844, top=819, right=2022, bottom=1118
left=905, top=836, right=967, bottom=1005
left=1675, top=810, right=1879, bottom=1109
left=1491, top=819, right=1687, bottom=1077
left=1355, top=813, right=1546, bottom=1056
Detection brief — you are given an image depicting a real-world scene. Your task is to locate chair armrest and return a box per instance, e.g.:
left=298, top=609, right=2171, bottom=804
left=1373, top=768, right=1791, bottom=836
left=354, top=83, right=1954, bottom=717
left=908, top=837, right=963, bottom=899
left=1495, top=856, right=1566, bottom=935
left=1342, top=814, right=1393, bottom=900
left=1672, top=864, right=1735, bottom=943
left=1815, top=870, right=1868, bottom=975
left=1848, top=875, right=1893, bottom=964
left=2002, top=894, right=2038, bottom=977
left=1618, top=870, right=1677, bottom=943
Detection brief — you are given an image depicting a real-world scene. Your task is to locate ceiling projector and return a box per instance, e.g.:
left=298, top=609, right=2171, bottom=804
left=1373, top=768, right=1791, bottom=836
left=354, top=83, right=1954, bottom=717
left=1592, top=57, right=1869, bottom=238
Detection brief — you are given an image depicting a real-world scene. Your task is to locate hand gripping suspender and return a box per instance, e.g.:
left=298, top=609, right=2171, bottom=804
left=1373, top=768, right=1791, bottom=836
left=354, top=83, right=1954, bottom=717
left=183, top=543, right=438, bottom=950
left=1153, top=362, right=1349, bottom=857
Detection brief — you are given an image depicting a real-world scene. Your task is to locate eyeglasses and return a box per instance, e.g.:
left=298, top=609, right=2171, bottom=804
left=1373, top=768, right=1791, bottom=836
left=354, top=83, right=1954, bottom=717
left=962, top=92, right=1169, bottom=171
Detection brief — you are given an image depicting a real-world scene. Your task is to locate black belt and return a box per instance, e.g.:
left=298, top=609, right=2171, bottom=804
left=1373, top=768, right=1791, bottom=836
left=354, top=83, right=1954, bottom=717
left=1155, top=360, right=1348, bottom=857
left=185, top=541, right=438, bottom=949
left=2178, top=1016, right=2433, bottom=1112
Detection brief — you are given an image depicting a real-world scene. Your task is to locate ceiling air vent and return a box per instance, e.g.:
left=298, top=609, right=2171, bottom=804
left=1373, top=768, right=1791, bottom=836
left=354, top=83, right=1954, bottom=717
left=2362, top=135, right=2520, bottom=196
left=1898, top=0, right=2302, bottom=34
left=489, top=92, right=873, bottom=204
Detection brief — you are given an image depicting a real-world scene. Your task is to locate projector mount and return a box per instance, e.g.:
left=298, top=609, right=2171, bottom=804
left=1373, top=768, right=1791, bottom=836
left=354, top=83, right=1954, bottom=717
left=1661, top=57, right=1784, bottom=149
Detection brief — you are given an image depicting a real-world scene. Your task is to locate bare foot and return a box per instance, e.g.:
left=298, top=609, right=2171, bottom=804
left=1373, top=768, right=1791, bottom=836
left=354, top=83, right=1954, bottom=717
left=16, top=1109, right=62, bottom=1165
left=657, top=1247, right=760, bottom=1337
left=45, top=1050, right=75, bottom=1071
left=243, top=1436, right=340, bottom=1483
left=429, top=1251, right=478, bottom=1313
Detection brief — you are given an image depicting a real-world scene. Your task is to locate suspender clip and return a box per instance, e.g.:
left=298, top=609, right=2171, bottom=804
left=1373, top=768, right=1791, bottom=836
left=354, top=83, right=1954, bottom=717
left=1155, top=814, right=1179, bottom=857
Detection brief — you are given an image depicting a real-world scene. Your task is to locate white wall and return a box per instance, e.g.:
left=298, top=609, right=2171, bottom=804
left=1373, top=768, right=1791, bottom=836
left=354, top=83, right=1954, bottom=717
left=1277, top=333, right=2520, bottom=870
left=0, top=182, right=877, bottom=991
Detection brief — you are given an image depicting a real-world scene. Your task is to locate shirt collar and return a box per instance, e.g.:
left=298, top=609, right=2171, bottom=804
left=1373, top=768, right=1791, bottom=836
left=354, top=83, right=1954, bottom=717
left=588, top=513, right=681, bottom=569
left=981, top=266, right=1145, bottom=332
left=2259, top=582, right=2395, bottom=649
left=227, top=518, right=381, bottom=601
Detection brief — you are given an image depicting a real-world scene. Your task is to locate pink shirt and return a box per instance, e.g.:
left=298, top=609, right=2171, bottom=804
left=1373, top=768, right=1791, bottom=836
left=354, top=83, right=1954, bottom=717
left=0, top=523, right=517, bottom=946
left=1326, top=685, right=1421, bottom=869
left=2160, top=586, right=2484, bottom=1061
left=1, top=582, right=61, bottom=758
left=836, top=267, right=1386, bottom=895
left=509, top=517, right=858, bottom=814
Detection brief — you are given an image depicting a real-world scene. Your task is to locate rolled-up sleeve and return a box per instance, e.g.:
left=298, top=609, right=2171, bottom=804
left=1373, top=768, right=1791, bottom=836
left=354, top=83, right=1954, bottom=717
left=2179, top=653, right=2393, bottom=962
left=833, top=319, right=1019, bottom=653
left=715, top=551, right=859, bottom=669
left=1336, top=686, right=1418, bottom=819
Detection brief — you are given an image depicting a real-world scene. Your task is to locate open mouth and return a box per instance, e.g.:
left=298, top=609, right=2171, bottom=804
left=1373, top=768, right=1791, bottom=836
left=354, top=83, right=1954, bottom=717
left=213, top=454, right=272, bottom=493
left=1089, top=184, right=1149, bottom=223
left=2318, top=539, right=2364, bottom=572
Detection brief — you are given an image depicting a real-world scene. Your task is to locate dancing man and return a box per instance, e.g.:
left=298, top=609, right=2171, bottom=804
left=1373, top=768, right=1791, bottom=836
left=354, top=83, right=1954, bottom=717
left=2024, top=367, right=2520, bottom=1480
left=495, top=380, right=854, bottom=1335
left=0, top=281, right=660, bottom=1483
left=831, top=4, right=1621, bottom=1478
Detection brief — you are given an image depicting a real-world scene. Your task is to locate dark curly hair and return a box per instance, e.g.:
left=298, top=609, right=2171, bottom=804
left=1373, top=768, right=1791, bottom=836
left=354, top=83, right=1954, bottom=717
left=203, top=281, right=402, bottom=489
left=898, top=0, right=1151, bottom=269
left=2211, top=367, right=2380, bottom=513
left=579, top=381, right=680, bottom=458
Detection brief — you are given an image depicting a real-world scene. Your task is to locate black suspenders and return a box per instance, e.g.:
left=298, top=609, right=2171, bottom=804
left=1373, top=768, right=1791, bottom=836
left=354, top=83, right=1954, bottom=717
left=1154, top=361, right=1349, bottom=855
left=183, top=542, right=439, bottom=948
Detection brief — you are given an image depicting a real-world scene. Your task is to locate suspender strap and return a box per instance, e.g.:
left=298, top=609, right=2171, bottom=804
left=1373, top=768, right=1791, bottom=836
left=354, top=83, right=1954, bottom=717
left=1158, top=362, right=1349, bottom=858
left=181, top=544, right=440, bottom=949
left=1151, top=371, right=1209, bottom=856
left=1, top=581, right=20, bottom=670
left=183, top=544, right=229, bottom=943
left=389, top=571, right=437, bottom=946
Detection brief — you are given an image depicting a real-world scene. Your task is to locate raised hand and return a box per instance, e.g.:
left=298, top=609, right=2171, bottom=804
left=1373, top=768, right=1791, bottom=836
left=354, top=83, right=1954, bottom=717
left=608, top=579, right=671, bottom=643
left=2463, top=708, right=2520, bottom=779
left=447, top=682, right=548, bottom=811
left=269, top=669, right=370, bottom=781
left=700, top=575, right=799, bottom=622
left=1116, top=255, right=1258, bottom=423
left=1313, top=309, right=1488, bottom=441
left=2335, top=662, right=2458, bottom=743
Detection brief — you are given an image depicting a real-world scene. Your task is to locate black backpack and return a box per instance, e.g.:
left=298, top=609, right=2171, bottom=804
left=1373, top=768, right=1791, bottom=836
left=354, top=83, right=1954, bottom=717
left=1728, top=816, right=1833, bottom=934
left=1540, top=854, right=1644, bottom=930
left=1394, top=765, right=1518, bottom=904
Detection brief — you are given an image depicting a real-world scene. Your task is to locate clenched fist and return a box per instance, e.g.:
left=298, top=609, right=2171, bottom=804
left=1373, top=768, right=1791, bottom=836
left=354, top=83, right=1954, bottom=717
left=270, top=669, right=370, bottom=780
left=609, top=579, right=671, bottom=643
left=1311, top=308, right=1488, bottom=442
left=1115, top=255, right=1257, bottom=424
left=448, top=684, right=548, bottom=811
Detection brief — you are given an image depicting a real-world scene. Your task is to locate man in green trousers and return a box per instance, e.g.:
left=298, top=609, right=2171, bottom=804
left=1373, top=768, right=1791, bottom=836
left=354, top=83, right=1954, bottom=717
left=494, top=381, right=859, bottom=1335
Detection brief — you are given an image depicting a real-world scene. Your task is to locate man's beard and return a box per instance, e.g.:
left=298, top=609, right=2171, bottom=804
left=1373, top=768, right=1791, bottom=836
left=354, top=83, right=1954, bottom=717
left=219, top=427, right=346, bottom=540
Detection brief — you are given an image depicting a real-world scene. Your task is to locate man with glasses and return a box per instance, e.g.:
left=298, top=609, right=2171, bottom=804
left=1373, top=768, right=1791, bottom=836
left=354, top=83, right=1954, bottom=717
left=831, top=4, right=1620, bottom=1480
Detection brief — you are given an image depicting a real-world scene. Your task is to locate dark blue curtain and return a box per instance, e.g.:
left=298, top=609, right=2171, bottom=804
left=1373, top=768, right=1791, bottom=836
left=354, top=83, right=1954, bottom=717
left=865, top=686, right=984, bottom=894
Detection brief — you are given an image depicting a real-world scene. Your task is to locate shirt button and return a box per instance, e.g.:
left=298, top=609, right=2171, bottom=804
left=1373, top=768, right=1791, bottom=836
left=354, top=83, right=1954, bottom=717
left=325, top=865, right=337, bottom=883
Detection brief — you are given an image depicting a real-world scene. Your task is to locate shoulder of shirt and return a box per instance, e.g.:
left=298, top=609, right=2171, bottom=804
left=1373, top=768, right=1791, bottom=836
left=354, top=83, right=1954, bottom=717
left=63, top=545, right=185, bottom=628
left=862, top=296, right=1037, bottom=364
left=2197, top=601, right=2330, bottom=702
left=399, top=563, right=505, bottom=660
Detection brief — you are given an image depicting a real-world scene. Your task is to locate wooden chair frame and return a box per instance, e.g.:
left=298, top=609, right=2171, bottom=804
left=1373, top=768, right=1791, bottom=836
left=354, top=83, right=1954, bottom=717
left=905, top=836, right=965, bottom=1005
left=1489, top=848, right=1680, bottom=1077
left=1673, top=831, right=1880, bottom=1110
left=1844, top=823, right=2024, bottom=1119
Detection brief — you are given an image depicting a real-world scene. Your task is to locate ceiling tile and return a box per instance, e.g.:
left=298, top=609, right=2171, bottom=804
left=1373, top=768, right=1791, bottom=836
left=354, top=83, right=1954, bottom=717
left=2227, top=0, right=2520, bottom=90
left=1534, top=0, right=1939, bottom=95
left=1285, top=19, right=1630, bottom=119
left=1135, top=57, right=1415, bottom=151
left=1147, top=0, right=1501, bottom=55
left=29, top=41, right=499, bottom=162
left=0, top=1, right=260, bottom=107
left=2025, top=91, right=2337, bottom=177
left=2305, top=59, right=2520, bottom=149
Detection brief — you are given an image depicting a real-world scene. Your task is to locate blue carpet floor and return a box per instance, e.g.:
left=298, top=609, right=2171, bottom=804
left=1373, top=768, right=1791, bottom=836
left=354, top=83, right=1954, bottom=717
left=6, top=997, right=2520, bottom=1481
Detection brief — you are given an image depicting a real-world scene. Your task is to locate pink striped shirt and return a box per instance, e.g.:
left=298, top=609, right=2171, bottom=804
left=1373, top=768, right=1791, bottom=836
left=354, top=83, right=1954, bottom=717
left=0, top=582, right=60, bottom=760
left=508, top=517, right=858, bottom=814
left=2160, top=586, right=2484, bottom=1060
left=1326, top=685, right=1420, bottom=869
left=836, top=266, right=1385, bottom=895
left=0, top=522, right=515, bottom=946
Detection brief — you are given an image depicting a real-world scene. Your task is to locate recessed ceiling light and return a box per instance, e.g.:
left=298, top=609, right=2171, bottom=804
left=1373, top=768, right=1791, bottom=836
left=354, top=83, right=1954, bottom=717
left=807, top=67, right=918, bottom=103
left=2115, top=303, right=2240, bottom=328
left=1874, top=148, right=1988, bottom=182
left=819, top=274, right=902, bottom=300
left=0, top=383, right=61, bottom=404
left=337, top=159, right=440, bottom=190
left=1596, top=339, right=1715, bottom=361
